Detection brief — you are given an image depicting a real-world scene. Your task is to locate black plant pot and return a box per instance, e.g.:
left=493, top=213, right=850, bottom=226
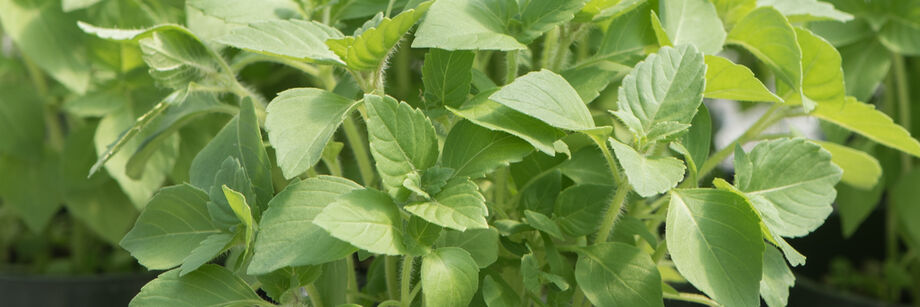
left=0, top=272, right=155, bottom=307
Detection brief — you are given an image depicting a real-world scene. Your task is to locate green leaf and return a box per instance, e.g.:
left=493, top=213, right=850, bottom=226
left=482, top=275, right=521, bottom=307
left=206, top=157, right=255, bottom=229
left=405, top=177, right=489, bottom=231
left=88, top=100, right=169, bottom=178
left=839, top=39, right=890, bottom=102
left=129, top=265, right=263, bottom=307
left=257, top=265, right=323, bottom=304
left=327, top=2, right=431, bottom=70
left=406, top=215, right=442, bottom=254
left=187, top=0, right=301, bottom=42
left=439, top=228, right=499, bottom=268
left=733, top=138, right=842, bottom=237
left=518, top=169, right=562, bottom=215
left=523, top=210, right=564, bottom=239
left=813, top=97, right=920, bottom=158
left=65, top=181, right=138, bottom=245
left=558, top=147, right=614, bottom=185
left=266, top=88, right=359, bottom=179
left=190, top=99, right=274, bottom=214
left=711, top=0, right=755, bottom=29
left=516, top=0, right=587, bottom=43
left=554, top=184, right=613, bottom=237
left=490, top=70, right=595, bottom=131
left=837, top=179, right=884, bottom=238
left=139, top=29, right=230, bottom=90
left=249, top=176, right=361, bottom=275
left=892, top=170, right=920, bottom=249
left=421, top=247, right=480, bottom=307
left=559, top=64, right=623, bottom=104
left=703, top=55, right=781, bottom=103
left=442, top=120, right=532, bottom=179
left=576, top=242, right=663, bottom=307
left=591, top=2, right=655, bottom=65
left=780, top=27, right=846, bottom=111
left=666, top=189, right=764, bottom=307
left=0, top=152, right=62, bottom=233
left=681, top=104, right=712, bottom=175
left=412, top=0, right=526, bottom=51
left=0, top=0, right=90, bottom=93
left=609, top=138, right=685, bottom=197
left=879, top=15, right=920, bottom=56
left=659, top=0, right=726, bottom=54
left=448, top=91, right=565, bottom=155
left=592, top=0, right=647, bottom=21
left=221, top=185, right=255, bottom=244
left=726, top=7, right=802, bottom=107
left=178, top=233, right=234, bottom=276
left=314, top=189, right=408, bottom=255
left=120, top=184, right=221, bottom=270
left=611, top=45, right=705, bottom=142
left=422, top=49, right=475, bottom=108
left=760, top=243, right=795, bottom=307
left=365, top=94, right=439, bottom=200
left=649, top=10, right=672, bottom=47
left=814, top=141, right=881, bottom=189
left=521, top=250, right=541, bottom=294
left=758, top=0, right=853, bottom=22
left=217, top=19, right=345, bottom=64
left=0, top=85, right=44, bottom=159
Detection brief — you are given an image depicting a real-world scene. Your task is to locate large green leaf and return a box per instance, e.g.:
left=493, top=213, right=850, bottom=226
left=780, top=27, right=845, bottom=111
left=0, top=84, right=44, bottom=159
left=575, top=242, right=663, bottom=307
left=609, top=138, right=685, bottom=197
left=405, top=177, right=489, bottom=231
left=441, top=120, right=532, bottom=179
left=422, top=49, right=474, bottom=108
left=412, top=0, right=526, bottom=51
left=553, top=184, right=613, bottom=237
left=733, top=139, right=842, bottom=237
left=814, top=141, right=881, bottom=189
left=516, top=0, right=587, bottom=43
left=190, top=99, right=273, bottom=214
left=327, top=2, right=431, bottom=70
left=760, top=243, right=795, bottom=307
left=726, top=7, right=802, bottom=106
left=703, top=55, right=780, bottom=103
left=591, top=2, right=655, bottom=65
left=611, top=45, right=705, bottom=143
left=129, top=265, right=264, bottom=307
left=666, top=189, right=764, bottom=307
left=120, top=184, right=220, bottom=270
left=365, top=94, right=439, bottom=200
left=490, top=70, right=595, bottom=131
left=813, top=97, right=920, bottom=158
left=187, top=0, right=300, bottom=42
left=421, top=247, right=480, bottom=307
left=217, top=20, right=345, bottom=64
left=249, top=176, right=362, bottom=275
left=313, top=189, right=407, bottom=255
left=448, top=91, right=565, bottom=155
left=0, top=0, right=90, bottom=93
left=0, top=151, right=62, bottom=233
left=659, top=0, right=726, bottom=54
left=758, top=0, right=853, bottom=22
left=266, top=88, right=359, bottom=179
left=439, top=228, right=499, bottom=268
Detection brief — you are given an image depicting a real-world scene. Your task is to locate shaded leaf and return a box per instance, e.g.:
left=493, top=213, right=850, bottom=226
left=129, top=265, right=263, bottom=306
left=314, top=189, right=408, bottom=255
left=576, top=242, right=663, bottom=307
left=442, top=120, right=532, bottom=179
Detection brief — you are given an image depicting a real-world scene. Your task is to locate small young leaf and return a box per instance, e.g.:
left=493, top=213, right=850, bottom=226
left=130, top=265, right=263, bottom=306
left=711, top=0, right=755, bottom=29
left=422, top=49, right=474, bottom=108
left=704, top=55, right=781, bottom=103
left=313, top=189, right=408, bottom=255
left=365, top=95, right=439, bottom=200
left=413, top=0, right=526, bottom=51
left=667, top=189, right=764, bottom=307
left=490, top=70, right=595, bottom=131
left=327, top=2, right=431, bottom=70
left=217, top=20, right=345, bottom=64
left=609, top=138, right=685, bottom=197
left=812, top=97, right=920, bottom=158
left=659, top=0, right=726, bottom=54
left=442, top=120, right=532, bottom=179
left=120, top=184, right=221, bottom=270
left=221, top=185, right=255, bottom=244
left=575, top=242, right=663, bottom=307
left=421, top=247, right=480, bottom=307
left=266, top=88, right=359, bottom=179
left=405, top=177, right=489, bottom=231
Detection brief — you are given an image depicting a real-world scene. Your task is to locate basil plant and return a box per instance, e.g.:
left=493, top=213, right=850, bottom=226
left=71, top=0, right=920, bottom=306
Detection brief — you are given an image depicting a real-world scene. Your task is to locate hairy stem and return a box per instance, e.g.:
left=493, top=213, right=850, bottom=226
left=342, top=115, right=375, bottom=186
left=400, top=256, right=415, bottom=307
left=697, top=104, right=781, bottom=179
left=385, top=256, right=399, bottom=300
left=594, top=182, right=631, bottom=244
left=305, top=283, right=325, bottom=307
left=345, top=255, right=359, bottom=303
left=505, top=50, right=519, bottom=85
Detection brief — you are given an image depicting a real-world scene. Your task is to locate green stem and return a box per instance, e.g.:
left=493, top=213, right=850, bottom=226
left=540, top=27, right=560, bottom=70
left=662, top=292, right=720, bottom=306
left=505, top=50, right=519, bottom=85
left=697, top=104, right=781, bottom=179
left=400, top=256, right=415, bottom=307
left=893, top=53, right=913, bottom=172
left=394, top=44, right=411, bottom=100
left=345, top=255, right=359, bottom=303
left=305, top=284, right=325, bottom=307
left=590, top=134, right=623, bottom=185
left=342, top=115, right=375, bottom=186
left=385, top=256, right=399, bottom=300
left=594, top=182, right=631, bottom=244
left=385, top=0, right=397, bottom=17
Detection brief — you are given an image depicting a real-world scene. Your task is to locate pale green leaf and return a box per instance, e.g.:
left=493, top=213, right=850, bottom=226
left=733, top=138, right=842, bottom=237
left=667, top=189, right=764, bottom=307
left=650, top=10, right=672, bottom=47
left=712, top=0, right=755, bottom=29
left=554, top=184, right=613, bottom=237
left=575, top=242, right=663, bottom=307
left=422, top=49, right=474, bottom=108
left=704, top=55, right=781, bottom=103
left=760, top=243, right=795, bottom=307
left=442, top=120, right=532, bottom=179
left=523, top=210, right=564, bottom=239
left=249, top=176, right=361, bottom=275
left=129, top=265, right=263, bottom=307
left=812, top=97, right=920, bottom=158
left=727, top=7, right=802, bottom=105
left=439, top=228, right=499, bottom=268
left=448, top=91, right=565, bottom=155
left=406, top=215, right=442, bottom=254
left=780, top=27, right=846, bottom=111
left=405, top=177, right=489, bottom=231
left=63, top=0, right=102, bottom=11
left=660, top=0, right=726, bottom=54
left=592, top=0, right=647, bottom=21
left=490, top=69, right=595, bottom=131
left=412, top=0, right=526, bottom=51
left=206, top=158, right=255, bottom=229
left=327, top=2, right=431, bottom=70
left=120, top=184, right=221, bottom=270
left=814, top=141, right=881, bottom=189
left=611, top=45, right=705, bottom=142
left=187, top=0, right=301, bottom=43
left=217, top=20, right=345, bottom=64
left=221, top=185, right=255, bottom=244
left=609, top=138, right=685, bottom=197
left=757, top=0, right=853, bottom=22
left=178, top=233, right=233, bottom=276
left=313, top=189, right=408, bottom=255
left=365, top=94, right=439, bottom=200
left=266, top=88, right=359, bottom=179
left=422, top=247, right=480, bottom=307
left=517, top=0, right=587, bottom=43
